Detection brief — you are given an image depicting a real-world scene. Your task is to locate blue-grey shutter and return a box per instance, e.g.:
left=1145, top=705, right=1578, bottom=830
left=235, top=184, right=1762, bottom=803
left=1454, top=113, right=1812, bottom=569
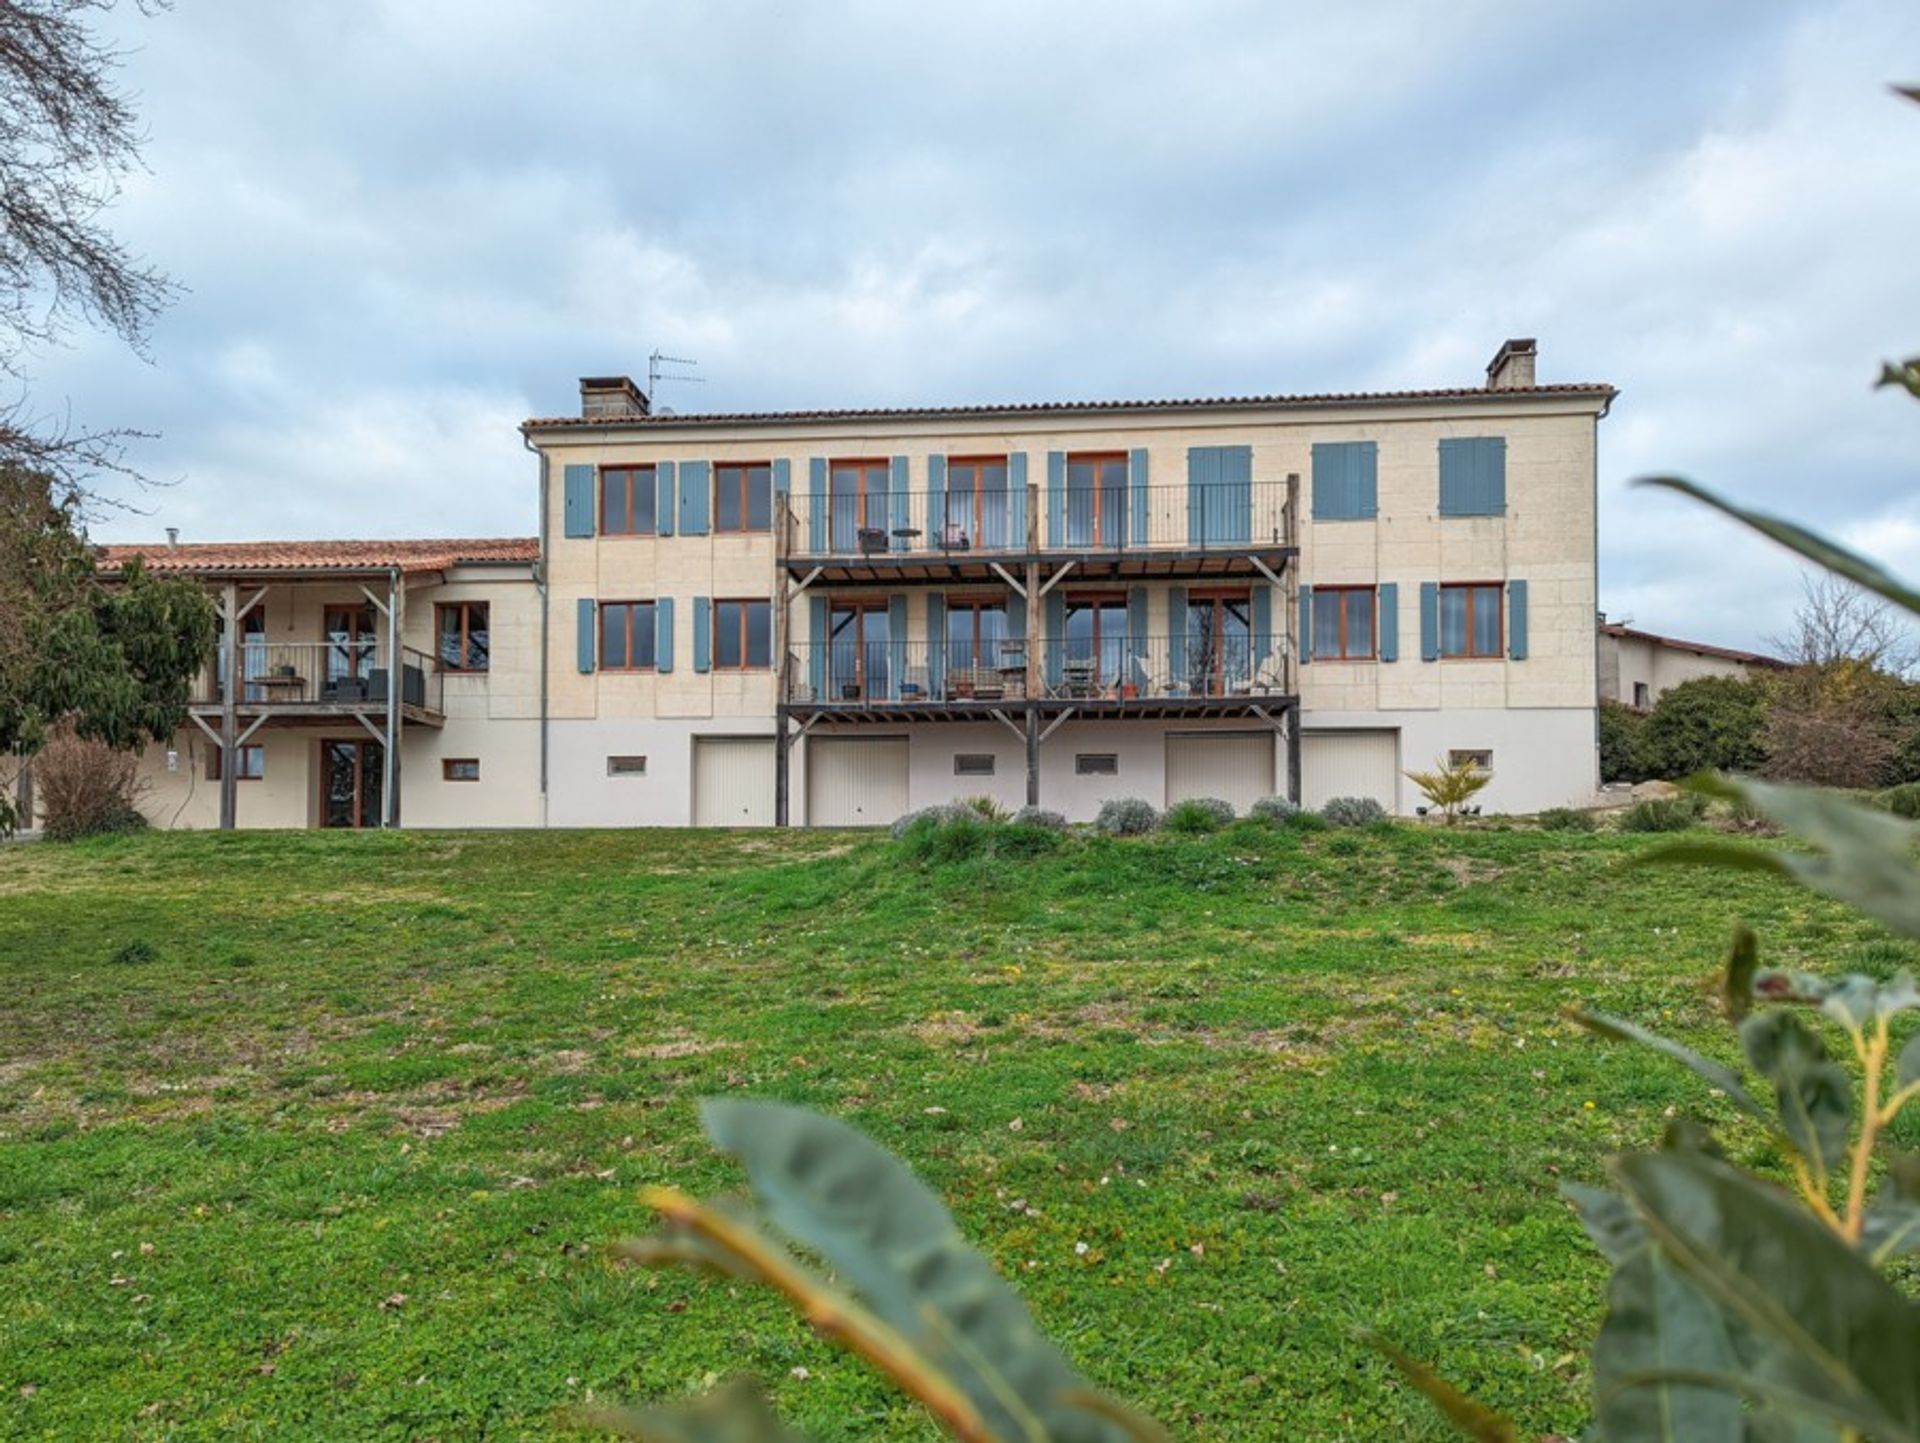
left=678, top=460, right=711, bottom=535
left=1006, top=590, right=1025, bottom=645
left=888, top=594, right=907, bottom=700
left=927, top=456, right=946, bottom=547
left=1220, top=445, right=1253, bottom=544
left=1297, top=584, right=1313, bottom=665
left=656, top=596, right=675, bottom=673
left=772, top=458, right=792, bottom=497
left=1127, top=585, right=1149, bottom=686
left=1439, top=437, right=1506, bottom=516
left=1044, top=590, right=1065, bottom=688
left=563, top=464, right=596, bottom=538
left=808, top=595, right=828, bottom=698
left=1128, top=448, right=1149, bottom=547
left=808, top=458, right=828, bottom=553
left=1252, top=583, right=1272, bottom=676
left=1481, top=437, right=1507, bottom=515
left=927, top=593, right=947, bottom=696
left=1507, top=579, right=1528, bottom=660
left=1187, top=445, right=1218, bottom=545
left=1312, top=442, right=1377, bottom=519
left=1008, top=451, right=1029, bottom=549
left=692, top=596, right=711, bottom=673
left=1377, top=583, right=1399, bottom=662
left=657, top=461, right=676, bottom=537
left=890, top=455, right=910, bottom=551
left=1045, top=451, right=1065, bottom=547
left=1168, top=586, right=1188, bottom=684
left=1419, top=582, right=1439, bottom=662
left=576, top=597, right=596, bottom=673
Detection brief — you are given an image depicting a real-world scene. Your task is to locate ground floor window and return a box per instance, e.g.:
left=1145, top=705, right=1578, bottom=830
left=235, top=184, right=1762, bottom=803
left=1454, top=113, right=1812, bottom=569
left=442, top=758, right=480, bottom=781
left=1075, top=753, right=1119, bottom=776
left=207, top=743, right=264, bottom=781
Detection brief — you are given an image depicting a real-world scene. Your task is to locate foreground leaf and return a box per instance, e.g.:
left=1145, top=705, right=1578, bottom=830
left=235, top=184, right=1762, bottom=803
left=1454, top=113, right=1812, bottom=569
left=701, top=1098, right=1154, bottom=1443
left=1739, top=1013, right=1850, bottom=1183
left=1614, top=1151, right=1920, bottom=1442
left=1360, top=1331, right=1519, bottom=1443
left=1572, top=1010, right=1771, bottom=1124
left=577, top=1376, right=815, bottom=1442
left=1723, top=924, right=1760, bottom=1023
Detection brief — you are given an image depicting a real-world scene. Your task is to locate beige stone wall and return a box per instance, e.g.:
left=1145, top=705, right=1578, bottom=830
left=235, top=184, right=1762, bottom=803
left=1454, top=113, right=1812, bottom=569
left=1600, top=632, right=1764, bottom=708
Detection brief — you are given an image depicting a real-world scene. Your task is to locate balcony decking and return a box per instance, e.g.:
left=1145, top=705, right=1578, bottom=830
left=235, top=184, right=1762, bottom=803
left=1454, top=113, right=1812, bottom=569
left=189, top=642, right=446, bottom=728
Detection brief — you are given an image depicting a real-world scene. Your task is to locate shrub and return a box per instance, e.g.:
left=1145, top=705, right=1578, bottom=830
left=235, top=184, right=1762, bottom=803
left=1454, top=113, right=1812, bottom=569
left=1536, top=806, right=1597, bottom=832
left=1880, top=781, right=1920, bottom=819
left=1287, top=809, right=1329, bottom=832
left=1163, top=797, right=1234, bottom=833
left=1404, top=754, right=1492, bottom=824
left=1619, top=794, right=1707, bottom=833
left=956, top=795, right=1010, bottom=822
left=1637, top=675, right=1771, bottom=779
left=1319, top=795, right=1386, bottom=828
left=1597, top=700, right=1649, bottom=783
left=897, top=812, right=992, bottom=863
left=1093, top=797, right=1159, bottom=836
left=110, top=939, right=158, bottom=966
left=888, top=804, right=964, bottom=840
left=990, top=823, right=1062, bottom=859
left=1247, top=795, right=1299, bottom=825
left=1009, top=805, right=1067, bottom=831
left=36, top=727, right=149, bottom=841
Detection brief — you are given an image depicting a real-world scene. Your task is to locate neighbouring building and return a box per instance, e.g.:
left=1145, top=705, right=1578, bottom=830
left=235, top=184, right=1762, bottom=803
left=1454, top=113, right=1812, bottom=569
left=1597, top=620, right=1786, bottom=712
left=99, top=338, right=1615, bottom=829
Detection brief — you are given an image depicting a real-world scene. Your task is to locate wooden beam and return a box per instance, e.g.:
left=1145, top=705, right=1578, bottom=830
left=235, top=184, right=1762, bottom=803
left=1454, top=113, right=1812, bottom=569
left=236, top=714, right=270, bottom=748
left=219, top=581, right=238, bottom=830
left=988, top=561, right=1026, bottom=598
left=353, top=712, right=386, bottom=744
left=385, top=568, right=402, bottom=828
left=1248, top=554, right=1285, bottom=588
left=1037, top=560, right=1076, bottom=597
left=188, top=712, right=222, bottom=747
left=986, top=707, right=1026, bottom=743
left=1038, top=708, right=1075, bottom=743
left=1025, top=707, right=1040, bottom=808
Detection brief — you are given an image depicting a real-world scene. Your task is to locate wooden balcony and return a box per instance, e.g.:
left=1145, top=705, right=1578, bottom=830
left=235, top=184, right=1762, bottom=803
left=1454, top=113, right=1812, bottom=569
left=190, top=641, right=445, bottom=728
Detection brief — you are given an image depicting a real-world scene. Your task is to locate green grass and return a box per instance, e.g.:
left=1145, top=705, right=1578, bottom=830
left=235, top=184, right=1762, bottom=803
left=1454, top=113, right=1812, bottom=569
left=0, top=822, right=1911, bottom=1440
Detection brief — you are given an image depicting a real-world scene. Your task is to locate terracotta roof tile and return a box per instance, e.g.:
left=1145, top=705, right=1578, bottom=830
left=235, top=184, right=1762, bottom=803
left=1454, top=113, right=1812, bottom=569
left=98, top=537, right=539, bottom=576
left=522, top=382, right=1617, bottom=431
left=1600, top=622, right=1787, bottom=668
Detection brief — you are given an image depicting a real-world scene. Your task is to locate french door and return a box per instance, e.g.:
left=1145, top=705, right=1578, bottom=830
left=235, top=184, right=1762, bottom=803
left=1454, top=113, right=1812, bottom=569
left=321, top=739, right=384, bottom=828
left=1065, top=453, right=1128, bottom=548
left=829, top=460, right=891, bottom=552
left=827, top=602, right=890, bottom=700
left=1064, top=594, right=1129, bottom=692
left=324, top=605, right=377, bottom=687
left=1186, top=591, right=1253, bottom=696
left=943, top=456, right=1012, bottom=550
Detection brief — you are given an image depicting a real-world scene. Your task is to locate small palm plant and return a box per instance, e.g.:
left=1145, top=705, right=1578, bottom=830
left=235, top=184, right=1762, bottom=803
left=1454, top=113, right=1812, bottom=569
left=1404, top=754, right=1492, bottom=824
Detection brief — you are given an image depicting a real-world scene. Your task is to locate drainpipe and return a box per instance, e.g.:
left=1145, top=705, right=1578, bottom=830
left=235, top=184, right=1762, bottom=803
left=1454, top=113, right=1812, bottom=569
left=523, top=431, right=551, bottom=827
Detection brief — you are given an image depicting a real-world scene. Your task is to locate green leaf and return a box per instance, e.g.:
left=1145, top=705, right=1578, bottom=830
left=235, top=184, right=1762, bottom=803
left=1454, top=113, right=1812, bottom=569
left=1566, top=1182, right=1645, bottom=1266
left=699, top=1098, right=1151, bottom=1443
left=1879, top=359, right=1920, bottom=401
left=1650, top=777, right=1920, bottom=941
left=1637, top=477, right=1920, bottom=618
left=575, top=1376, right=815, bottom=1442
left=1723, top=924, right=1760, bottom=1023
left=1573, top=1010, right=1772, bottom=1124
left=1739, top=1013, right=1851, bottom=1182
left=1613, top=1151, right=1920, bottom=1443
left=1863, top=1201, right=1920, bottom=1266
left=1575, top=1198, right=1747, bottom=1442
left=1901, top=1033, right=1920, bottom=1091
left=1359, top=1331, right=1519, bottom=1443
left=1662, top=1118, right=1729, bottom=1161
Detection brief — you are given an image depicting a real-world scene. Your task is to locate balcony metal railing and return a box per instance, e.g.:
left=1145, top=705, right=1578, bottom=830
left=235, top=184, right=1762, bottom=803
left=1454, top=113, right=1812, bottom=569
left=779, top=480, right=1294, bottom=560
left=197, top=641, right=443, bottom=714
left=783, top=635, right=1293, bottom=706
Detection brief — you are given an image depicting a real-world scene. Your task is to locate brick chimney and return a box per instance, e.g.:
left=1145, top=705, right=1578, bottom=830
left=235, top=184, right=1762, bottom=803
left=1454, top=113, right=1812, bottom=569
left=1485, top=338, right=1538, bottom=391
left=579, top=375, right=650, bottom=419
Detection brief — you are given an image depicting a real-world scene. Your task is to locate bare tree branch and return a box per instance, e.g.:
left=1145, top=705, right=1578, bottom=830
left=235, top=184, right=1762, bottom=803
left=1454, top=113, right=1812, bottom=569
left=1767, top=571, right=1920, bottom=678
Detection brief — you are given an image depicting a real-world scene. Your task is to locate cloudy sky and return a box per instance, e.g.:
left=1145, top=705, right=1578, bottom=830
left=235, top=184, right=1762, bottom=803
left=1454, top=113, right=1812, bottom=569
left=35, top=0, right=1920, bottom=651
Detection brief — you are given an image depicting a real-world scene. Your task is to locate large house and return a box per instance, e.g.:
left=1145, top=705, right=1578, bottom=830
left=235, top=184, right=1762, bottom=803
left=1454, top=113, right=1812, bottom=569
left=106, top=338, right=1615, bottom=829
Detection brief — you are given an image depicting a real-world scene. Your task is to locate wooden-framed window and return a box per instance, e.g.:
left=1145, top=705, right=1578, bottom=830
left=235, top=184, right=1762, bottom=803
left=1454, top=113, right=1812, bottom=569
left=1075, top=753, right=1119, bottom=776
left=1064, top=592, right=1129, bottom=689
left=713, top=599, right=773, bottom=669
left=436, top=602, right=490, bottom=672
left=1187, top=587, right=1254, bottom=692
left=829, top=459, right=892, bottom=552
left=1439, top=583, right=1503, bottom=659
left=1064, top=452, right=1128, bottom=547
left=207, top=743, right=264, bottom=781
left=1311, top=586, right=1375, bottom=661
left=942, top=455, right=1012, bottom=550
left=599, top=600, right=658, bottom=670
left=944, top=597, right=1010, bottom=670
left=954, top=753, right=996, bottom=776
left=442, top=758, right=481, bottom=781
left=607, top=755, right=648, bottom=776
left=714, top=463, right=773, bottom=533
left=601, top=465, right=658, bottom=535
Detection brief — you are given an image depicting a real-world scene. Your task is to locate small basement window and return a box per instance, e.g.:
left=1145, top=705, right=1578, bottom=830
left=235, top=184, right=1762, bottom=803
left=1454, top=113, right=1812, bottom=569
left=1448, top=749, right=1492, bottom=770
left=607, top=755, right=648, bottom=777
left=953, top=753, right=995, bottom=776
left=1075, top=753, right=1119, bottom=776
left=443, top=758, right=481, bottom=781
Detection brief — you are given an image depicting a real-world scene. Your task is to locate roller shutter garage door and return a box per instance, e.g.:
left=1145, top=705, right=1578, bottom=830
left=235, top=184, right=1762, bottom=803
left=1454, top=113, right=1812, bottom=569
left=1301, top=730, right=1399, bottom=813
left=693, top=737, right=775, bottom=827
left=807, top=736, right=909, bottom=827
left=1165, top=731, right=1274, bottom=813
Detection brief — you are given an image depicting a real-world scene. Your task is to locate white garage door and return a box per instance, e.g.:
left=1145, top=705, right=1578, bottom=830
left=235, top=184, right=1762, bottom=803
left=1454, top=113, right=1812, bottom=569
left=1302, top=730, right=1399, bottom=813
left=807, top=736, right=909, bottom=827
left=1165, top=732, right=1275, bottom=813
left=693, top=737, right=775, bottom=827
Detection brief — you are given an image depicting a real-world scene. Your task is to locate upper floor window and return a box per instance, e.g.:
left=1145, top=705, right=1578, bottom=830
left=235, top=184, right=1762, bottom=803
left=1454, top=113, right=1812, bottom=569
left=1311, top=441, right=1378, bottom=520
left=1440, top=583, right=1502, bottom=658
left=713, top=599, right=773, bottom=669
left=602, top=465, right=657, bottom=535
left=600, top=600, right=658, bottom=670
left=436, top=602, right=490, bottom=672
left=1064, top=453, right=1128, bottom=548
left=1312, top=586, right=1375, bottom=661
left=715, top=463, right=773, bottom=533
left=1437, top=437, right=1507, bottom=517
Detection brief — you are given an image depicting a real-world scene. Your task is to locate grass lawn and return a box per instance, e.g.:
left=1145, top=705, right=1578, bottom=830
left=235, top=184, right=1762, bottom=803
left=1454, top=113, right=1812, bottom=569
left=1, top=820, right=1912, bottom=1441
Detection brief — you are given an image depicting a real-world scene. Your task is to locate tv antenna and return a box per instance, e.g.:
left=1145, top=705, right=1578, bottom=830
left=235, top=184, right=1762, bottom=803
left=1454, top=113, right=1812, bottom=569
left=648, top=349, right=704, bottom=407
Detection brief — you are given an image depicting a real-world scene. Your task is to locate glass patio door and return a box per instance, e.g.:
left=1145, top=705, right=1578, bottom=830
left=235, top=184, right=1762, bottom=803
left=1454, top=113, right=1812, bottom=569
left=1186, top=593, right=1253, bottom=696
left=944, top=457, right=1011, bottom=550
left=324, top=605, right=376, bottom=689
left=827, top=603, right=889, bottom=700
left=1065, top=454, right=1128, bottom=548
left=321, top=739, right=384, bottom=828
left=829, top=461, right=890, bottom=553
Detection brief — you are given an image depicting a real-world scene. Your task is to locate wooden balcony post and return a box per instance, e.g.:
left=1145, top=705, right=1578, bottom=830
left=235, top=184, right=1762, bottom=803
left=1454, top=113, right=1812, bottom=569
left=385, top=568, right=402, bottom=828
left=774, top=717, right=791, bottom=828
left=218, top=581, right=238, bottom=831
left=1025, top=707, right=1040, bottom=808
